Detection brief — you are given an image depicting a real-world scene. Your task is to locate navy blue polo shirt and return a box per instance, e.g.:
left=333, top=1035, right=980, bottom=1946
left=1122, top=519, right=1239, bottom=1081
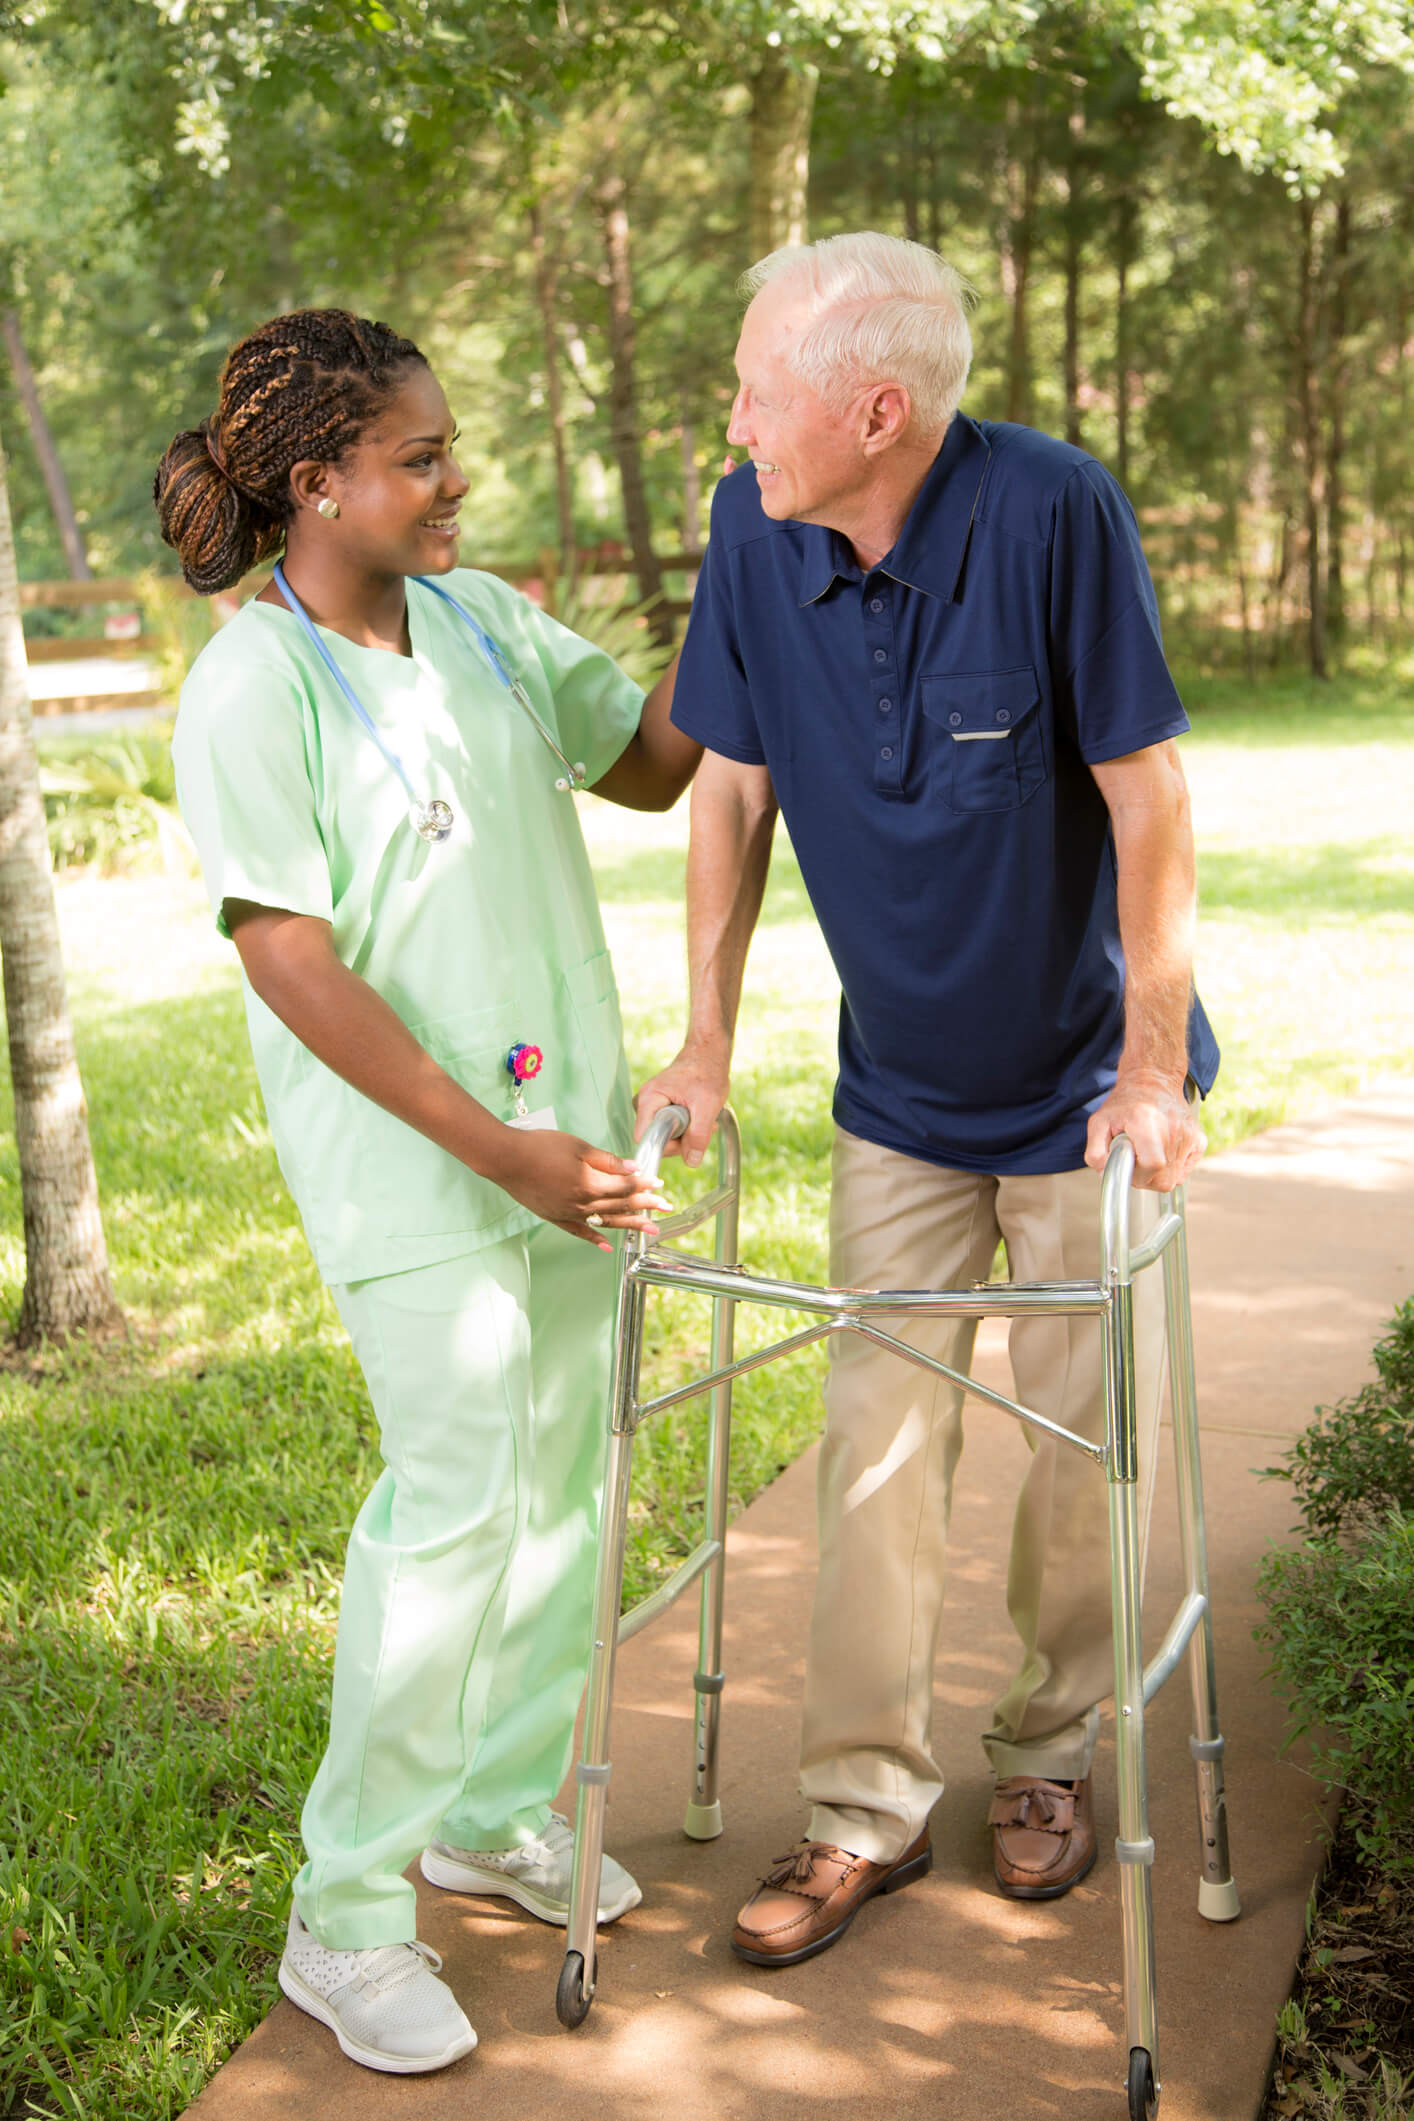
left=669, top=412, right=1219, bottom=1175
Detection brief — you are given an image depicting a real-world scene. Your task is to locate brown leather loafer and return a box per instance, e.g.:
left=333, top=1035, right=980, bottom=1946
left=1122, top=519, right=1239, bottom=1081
left=731, top=1831, right=932, bottom=1967
left=989, top=1774, right=1096, bottom=1899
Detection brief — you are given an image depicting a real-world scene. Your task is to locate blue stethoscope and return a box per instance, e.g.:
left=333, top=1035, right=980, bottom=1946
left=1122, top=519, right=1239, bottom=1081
left=272, top=562, right=587, bottom=842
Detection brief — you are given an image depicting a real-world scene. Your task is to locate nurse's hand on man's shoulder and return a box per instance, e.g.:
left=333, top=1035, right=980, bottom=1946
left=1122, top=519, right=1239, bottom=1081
left=492, top=1129, right=672, bottom=1248
left=1084, top=1073, right=1206, bottom=1194
left=635, top=1038, right=731, bottom=1169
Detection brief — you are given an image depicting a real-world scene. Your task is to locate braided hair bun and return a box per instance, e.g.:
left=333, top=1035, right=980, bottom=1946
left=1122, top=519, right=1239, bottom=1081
left=153, top=309, right=426, bottom=593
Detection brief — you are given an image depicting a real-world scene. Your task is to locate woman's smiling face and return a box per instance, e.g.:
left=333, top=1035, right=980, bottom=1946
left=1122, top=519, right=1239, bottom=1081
left=317, top=363, right=471, bottom=578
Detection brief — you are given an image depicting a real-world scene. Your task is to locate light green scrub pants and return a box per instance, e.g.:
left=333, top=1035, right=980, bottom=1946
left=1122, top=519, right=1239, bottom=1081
left=293, top=1223, right=614, bottom=1949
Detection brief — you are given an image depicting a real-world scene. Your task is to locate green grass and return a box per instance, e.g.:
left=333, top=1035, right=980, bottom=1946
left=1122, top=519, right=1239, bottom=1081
left=2, top=673, right=1413, bottom=2116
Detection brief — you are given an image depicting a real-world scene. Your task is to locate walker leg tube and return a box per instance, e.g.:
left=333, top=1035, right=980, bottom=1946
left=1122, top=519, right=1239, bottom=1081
left=1162, top=1192, right=1239, bottom=1923
left=560, top=1261, right=649, bottom=2027
left=686, top=1119, right=740, bottom=1841
left=1106, top=1261, right=1162, bottom=2099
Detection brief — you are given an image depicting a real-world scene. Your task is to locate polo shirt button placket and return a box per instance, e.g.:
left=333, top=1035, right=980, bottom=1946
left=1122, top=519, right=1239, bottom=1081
left=864, top=579, right=902, bottom=794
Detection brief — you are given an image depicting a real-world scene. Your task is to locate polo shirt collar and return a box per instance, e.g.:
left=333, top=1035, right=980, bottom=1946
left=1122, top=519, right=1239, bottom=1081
left=797, top=412, right=992, bottom=607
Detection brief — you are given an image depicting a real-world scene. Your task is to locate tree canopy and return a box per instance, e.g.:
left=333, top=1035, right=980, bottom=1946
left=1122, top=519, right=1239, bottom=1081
left=2, top=0, right=1412, bottom=670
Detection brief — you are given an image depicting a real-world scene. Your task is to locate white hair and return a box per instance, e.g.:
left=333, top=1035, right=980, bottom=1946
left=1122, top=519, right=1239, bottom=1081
left=739, top=231, right=976, bottom=437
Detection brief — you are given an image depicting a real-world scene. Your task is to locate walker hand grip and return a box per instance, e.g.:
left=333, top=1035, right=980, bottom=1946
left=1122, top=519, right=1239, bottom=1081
left=635, top=1103, right=690, bottom=1184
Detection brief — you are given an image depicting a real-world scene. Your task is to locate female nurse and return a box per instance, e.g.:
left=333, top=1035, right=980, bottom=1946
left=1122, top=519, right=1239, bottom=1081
left=155, top=308, right=700, bottom=2074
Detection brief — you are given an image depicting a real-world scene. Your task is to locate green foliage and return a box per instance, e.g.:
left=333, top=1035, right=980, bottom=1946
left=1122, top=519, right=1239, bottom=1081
left=7, top=0, right=1414, bottom=662
left=1257, top=1508, right=1414, bottom=1883
left=1264, top=1300, right=1414, bottom=1538
left=1257, top=1300, right=1414, bottom=1886
left=545, top=581, right=677, bottom=690
left=39, top=731, right=192, bottom=876
left=133, top=567, right=216, bottom=704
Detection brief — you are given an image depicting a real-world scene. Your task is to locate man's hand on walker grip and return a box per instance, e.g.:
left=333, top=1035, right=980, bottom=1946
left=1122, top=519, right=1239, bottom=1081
left=635, top=1038, right=730, bottom=1168
left=1084, top=1072, right=1205, bottom=1193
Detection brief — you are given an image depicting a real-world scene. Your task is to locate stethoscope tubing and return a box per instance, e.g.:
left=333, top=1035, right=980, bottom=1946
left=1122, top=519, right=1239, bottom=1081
left=270, top=562, right=587, bottom=799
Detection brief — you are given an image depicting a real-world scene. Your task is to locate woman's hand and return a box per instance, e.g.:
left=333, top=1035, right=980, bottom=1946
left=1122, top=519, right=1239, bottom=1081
left=492, top=1129, right=671, bottom=1247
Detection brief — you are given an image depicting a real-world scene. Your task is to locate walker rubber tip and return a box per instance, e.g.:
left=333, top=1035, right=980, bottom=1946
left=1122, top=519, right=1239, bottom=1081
left=1197, top=1876, right=1241, bottom=1922
left=683, top=1799, right=724, bottom=1842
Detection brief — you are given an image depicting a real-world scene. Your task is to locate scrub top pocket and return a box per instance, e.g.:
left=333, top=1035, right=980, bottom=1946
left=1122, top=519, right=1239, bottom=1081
left=563, top=951, right=634, bottom=1152
left=272, top=996, right=528, bottom=1268
left=921, top=667, right=1048, bottom=814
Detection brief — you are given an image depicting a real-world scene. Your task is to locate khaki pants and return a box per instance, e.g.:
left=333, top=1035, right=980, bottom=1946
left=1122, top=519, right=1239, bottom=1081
left=801, top=1126, right=1165, bottom=1865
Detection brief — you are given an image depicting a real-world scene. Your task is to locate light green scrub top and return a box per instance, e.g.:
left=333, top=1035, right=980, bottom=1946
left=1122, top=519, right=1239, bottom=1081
left=172, top=568, right=643, bottom=1285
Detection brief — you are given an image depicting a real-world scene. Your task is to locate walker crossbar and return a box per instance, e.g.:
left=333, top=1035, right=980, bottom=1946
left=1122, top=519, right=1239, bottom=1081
left=556, top=1105, right=1240, bottom=2121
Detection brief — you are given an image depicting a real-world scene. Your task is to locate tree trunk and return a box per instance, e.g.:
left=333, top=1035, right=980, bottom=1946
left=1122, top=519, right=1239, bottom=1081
left=594, top=166, right=670, bottom=646
left=528, top=196, right=578, bottom=591
left=0, top=430, right=122, bottom=1347
left=747, top=48, right=817, bottom=261
left=1295, top=197, right=1328, bottom=678
left=1114, top=204, right=1133, bottom=485
left=1063, top=95, right=1085, bottom=449
left=1325, top=193, right=1351, bottom=641
left=680, top=391, right=702, bottom=557
left=900, top=81, right=921, bottom=244
left=999, top=113, right=1039, bottom=426
left=1, top=309, right=92, bottom=582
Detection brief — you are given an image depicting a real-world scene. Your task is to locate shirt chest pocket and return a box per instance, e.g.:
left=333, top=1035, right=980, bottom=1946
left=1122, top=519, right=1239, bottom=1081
left=920, top=667, right=1048, bottom=814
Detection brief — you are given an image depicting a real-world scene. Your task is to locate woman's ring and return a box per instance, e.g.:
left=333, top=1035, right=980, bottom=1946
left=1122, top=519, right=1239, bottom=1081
left=586, top=1212, right=604, bottom=1227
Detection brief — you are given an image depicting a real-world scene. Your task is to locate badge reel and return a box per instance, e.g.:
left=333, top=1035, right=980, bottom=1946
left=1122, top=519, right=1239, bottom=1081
left=506, top=1043, right=555, bottom=1131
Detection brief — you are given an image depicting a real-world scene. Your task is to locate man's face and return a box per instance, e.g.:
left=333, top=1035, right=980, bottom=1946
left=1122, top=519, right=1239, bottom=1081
left=727, top=281, right=871, bottom=527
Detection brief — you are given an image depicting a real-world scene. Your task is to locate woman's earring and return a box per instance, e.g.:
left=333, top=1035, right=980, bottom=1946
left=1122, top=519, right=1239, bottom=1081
left=316, top=497, right=340, bottom=520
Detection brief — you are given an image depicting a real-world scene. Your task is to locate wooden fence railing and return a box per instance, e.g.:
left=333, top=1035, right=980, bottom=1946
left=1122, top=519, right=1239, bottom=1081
left=19, top=552, right=702, bottom=716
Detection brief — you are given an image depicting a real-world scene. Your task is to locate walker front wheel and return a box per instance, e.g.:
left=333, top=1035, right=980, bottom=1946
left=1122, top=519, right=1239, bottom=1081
left=1127, top=2047, right=1158, bottom=2120
left=556, top=1949, right=592, bottom=2029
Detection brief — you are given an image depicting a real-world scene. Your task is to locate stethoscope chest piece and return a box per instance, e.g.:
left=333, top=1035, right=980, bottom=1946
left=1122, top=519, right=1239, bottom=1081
left=412, top=797, right=455, bottom=843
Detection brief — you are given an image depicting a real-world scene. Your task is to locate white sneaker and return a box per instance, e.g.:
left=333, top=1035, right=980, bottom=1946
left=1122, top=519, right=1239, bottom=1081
left=421, top=1811, right=642, bottom=1926
left=277, top=1908, right=476, bottom=2074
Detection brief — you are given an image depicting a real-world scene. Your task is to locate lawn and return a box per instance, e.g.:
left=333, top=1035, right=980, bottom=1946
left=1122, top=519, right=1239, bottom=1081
left=1, top=668, right=1412, bottom=2118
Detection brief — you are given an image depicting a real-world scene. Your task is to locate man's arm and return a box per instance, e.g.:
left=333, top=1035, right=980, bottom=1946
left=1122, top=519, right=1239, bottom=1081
left=590, top=649, right=703, bottom=811
left=227, top=903, right=669, bottom=1243
left=633, top=749, right=778, bottom=1165
left=1084, top=738, right=1206, bottom=1192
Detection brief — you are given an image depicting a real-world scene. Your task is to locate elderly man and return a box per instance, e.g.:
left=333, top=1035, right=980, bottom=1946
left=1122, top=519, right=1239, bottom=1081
left=636, top=231, right=1217, bottom=1967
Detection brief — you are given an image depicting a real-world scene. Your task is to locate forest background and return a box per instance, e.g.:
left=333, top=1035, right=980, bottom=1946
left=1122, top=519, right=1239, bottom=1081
left=3, top=0, right=1414, bottom=677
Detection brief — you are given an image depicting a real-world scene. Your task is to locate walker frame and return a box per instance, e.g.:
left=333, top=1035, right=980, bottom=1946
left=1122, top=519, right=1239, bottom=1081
left=556, top=1104, right=1239, bottom=2120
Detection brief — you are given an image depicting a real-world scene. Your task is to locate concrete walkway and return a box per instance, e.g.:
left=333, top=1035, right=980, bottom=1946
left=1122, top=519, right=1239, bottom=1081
left=186, top=1086, right=1414, bottom=2121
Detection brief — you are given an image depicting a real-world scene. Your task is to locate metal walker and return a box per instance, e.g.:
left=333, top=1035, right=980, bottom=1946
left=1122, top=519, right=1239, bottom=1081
left=556, top=1104, right=1240, bottom=2120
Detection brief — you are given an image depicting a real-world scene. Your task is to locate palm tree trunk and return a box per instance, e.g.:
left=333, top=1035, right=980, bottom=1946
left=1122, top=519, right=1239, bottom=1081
left=0, top=428, right=122, bottom=1346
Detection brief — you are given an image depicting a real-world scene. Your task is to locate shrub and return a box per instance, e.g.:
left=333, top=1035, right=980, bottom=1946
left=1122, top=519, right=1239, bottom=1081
left=1267, top=1298, right=1414, bottom=1538
left=1257, top=1508, right=1414, bottom=1881
left=1257, top=1299, right=1414, bottom=1883
left=40, top=731, right=193, bottom=875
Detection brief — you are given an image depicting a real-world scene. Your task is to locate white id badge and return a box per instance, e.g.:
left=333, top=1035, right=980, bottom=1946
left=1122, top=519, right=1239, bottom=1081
left=508, top=1106, right=558, bottom=1131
